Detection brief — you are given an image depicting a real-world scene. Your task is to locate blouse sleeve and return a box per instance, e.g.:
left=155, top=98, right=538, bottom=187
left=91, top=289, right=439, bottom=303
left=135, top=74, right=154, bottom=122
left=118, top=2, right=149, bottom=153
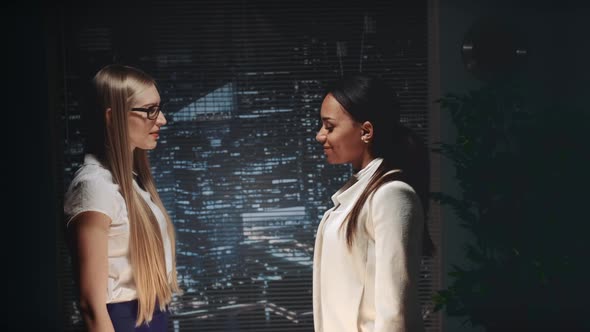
left=64, top=176, right=120, bottom=228
left=369, top=180, right=421, bottom=332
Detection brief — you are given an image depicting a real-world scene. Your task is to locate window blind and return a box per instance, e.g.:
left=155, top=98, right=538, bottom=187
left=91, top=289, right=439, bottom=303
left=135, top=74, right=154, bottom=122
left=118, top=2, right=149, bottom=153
left=58, top=0, right=439, bottom=330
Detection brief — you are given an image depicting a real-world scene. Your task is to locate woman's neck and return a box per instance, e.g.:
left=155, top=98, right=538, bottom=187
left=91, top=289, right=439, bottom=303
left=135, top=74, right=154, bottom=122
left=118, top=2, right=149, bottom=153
left=352, top=153, right=375, bottom=173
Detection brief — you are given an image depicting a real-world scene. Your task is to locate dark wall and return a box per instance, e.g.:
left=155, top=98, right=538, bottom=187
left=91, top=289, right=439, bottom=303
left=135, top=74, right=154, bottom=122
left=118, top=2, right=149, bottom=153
left=438, top=1, right=589, bottom=331
left=439, top=3, right=485, bottom=331
left=2, top=4, right=61, bottom=332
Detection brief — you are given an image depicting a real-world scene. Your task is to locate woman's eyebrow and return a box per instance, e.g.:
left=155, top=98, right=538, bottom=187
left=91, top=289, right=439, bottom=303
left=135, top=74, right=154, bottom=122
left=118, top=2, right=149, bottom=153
left=135, top=103, right=157, bottom=108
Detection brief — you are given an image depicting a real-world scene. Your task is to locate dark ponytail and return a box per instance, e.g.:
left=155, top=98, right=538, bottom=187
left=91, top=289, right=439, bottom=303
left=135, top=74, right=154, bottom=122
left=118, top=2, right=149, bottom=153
left=328, top=74, right=435, bottom=257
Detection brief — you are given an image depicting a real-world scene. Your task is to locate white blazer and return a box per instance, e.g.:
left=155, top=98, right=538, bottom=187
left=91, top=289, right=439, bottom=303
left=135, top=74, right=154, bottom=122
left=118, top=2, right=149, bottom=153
left=313, top=158, right=425, bottom=332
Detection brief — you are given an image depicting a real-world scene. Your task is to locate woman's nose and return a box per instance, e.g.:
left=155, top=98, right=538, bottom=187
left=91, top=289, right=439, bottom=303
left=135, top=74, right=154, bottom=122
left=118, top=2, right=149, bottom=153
left=157, top=111, right=167, bottom=126
left=316, top=129, right=326, bottom=143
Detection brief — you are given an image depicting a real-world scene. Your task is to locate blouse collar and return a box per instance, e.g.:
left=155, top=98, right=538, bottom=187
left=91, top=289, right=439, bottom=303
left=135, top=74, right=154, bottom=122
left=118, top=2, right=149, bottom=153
left=331, top=158, right=383, bottom=207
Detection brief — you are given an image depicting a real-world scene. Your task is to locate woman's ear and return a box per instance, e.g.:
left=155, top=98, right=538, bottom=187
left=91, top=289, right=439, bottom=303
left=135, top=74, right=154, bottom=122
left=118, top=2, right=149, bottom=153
left=361, top=121, right=374, bottom=142
left=105, top=108, right=112, bottom=125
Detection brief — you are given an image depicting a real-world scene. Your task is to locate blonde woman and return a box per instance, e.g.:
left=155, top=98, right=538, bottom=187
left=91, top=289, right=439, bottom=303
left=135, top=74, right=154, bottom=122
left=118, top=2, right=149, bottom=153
left=64, top=64, right=180, bottom=331
left=313, top=74, right=435, bottom=332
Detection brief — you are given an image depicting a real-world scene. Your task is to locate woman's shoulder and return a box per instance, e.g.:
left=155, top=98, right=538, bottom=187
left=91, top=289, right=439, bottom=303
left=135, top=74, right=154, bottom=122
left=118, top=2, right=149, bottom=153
left=67, top=155, right=117, bottom=195
left=64, top=155, right=124, bottom=223
left=371, top=179, right=418, bottom=205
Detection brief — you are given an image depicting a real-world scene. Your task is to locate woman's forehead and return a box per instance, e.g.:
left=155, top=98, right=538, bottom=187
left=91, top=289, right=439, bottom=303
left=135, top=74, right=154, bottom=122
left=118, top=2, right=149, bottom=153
left=321, top=94, right=352, bottom=120
left=132, top=84, right=160, bottom=106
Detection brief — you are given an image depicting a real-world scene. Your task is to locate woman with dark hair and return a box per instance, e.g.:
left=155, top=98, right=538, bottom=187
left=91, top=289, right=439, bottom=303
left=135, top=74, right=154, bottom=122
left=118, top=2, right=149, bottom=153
left=312, top=74, right=434, bottom=332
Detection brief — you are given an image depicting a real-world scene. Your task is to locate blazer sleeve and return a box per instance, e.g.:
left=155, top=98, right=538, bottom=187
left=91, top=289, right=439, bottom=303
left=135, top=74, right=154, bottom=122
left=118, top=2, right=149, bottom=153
left=368, top=181, right=420, bottom=332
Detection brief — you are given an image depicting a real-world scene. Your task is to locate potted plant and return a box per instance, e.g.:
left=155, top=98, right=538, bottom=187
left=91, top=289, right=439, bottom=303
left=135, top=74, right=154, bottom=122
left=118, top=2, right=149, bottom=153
left=432, top=80, right=589, bottom=332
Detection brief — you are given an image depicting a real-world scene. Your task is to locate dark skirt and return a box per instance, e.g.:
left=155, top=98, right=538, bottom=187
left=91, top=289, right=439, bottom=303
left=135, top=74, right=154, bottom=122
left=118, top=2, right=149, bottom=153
left=107, top=300, right=169, bottom=332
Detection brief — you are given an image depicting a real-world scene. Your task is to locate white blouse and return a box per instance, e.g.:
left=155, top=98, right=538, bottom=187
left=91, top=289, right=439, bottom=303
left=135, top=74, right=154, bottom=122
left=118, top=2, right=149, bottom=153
left=64, top=154, right=173, bottom=304
left=314, top=158, right=425, bottom=332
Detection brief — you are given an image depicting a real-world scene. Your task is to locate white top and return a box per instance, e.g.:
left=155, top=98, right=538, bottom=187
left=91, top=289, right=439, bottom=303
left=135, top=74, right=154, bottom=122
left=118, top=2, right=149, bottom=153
left=314, top=158, right=425, bottom=332
left=64, top=154, right=173, bottom=304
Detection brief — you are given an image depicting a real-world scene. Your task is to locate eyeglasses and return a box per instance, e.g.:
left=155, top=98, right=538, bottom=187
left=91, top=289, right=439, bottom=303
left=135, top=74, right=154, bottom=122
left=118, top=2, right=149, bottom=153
left=131, top=105, right=162, bottom=120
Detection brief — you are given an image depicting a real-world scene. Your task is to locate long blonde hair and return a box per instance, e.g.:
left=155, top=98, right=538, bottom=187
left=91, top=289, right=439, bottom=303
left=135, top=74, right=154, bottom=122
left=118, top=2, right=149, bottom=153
left=89, top=64, right=180, bottom=325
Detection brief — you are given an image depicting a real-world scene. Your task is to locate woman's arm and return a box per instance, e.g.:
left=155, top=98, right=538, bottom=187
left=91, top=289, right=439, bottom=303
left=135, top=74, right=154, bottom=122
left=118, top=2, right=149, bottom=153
left=370, top=181, right=420, bottom=332
left=71, top=211, right=115, bottom=332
